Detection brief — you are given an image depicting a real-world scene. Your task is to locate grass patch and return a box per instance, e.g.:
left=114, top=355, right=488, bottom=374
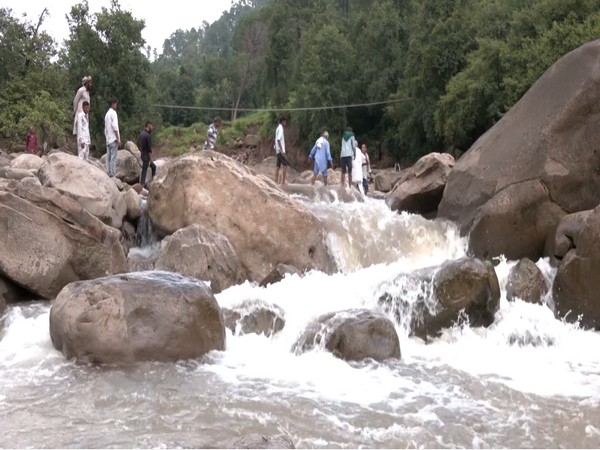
left=155, top=111, right=274, bottom=157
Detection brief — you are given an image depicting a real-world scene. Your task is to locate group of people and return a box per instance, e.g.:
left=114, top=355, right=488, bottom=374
left=273, top=117, right=371, bottom=192
left=72, top=75, right=155, bottom=188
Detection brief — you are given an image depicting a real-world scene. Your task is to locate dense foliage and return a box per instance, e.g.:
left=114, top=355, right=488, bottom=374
left=1, top=0, right=599, bottom=162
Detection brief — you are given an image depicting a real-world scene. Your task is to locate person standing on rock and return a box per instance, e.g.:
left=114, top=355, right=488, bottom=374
left=139, top=120, right=157, bottom=188
left=76, top=101, right=91, bottom=161
left=25, top=127, right=38, bottom=154
left=340, top=127, right=357, bottom=188
left=204, top=116, right=222, bottom=150
left=274, top=116, right=288, bottom=186
left=361, top=144, right=372, bottom=194
left=352, top=144, right=365, bottom=194
left=308, top=131, right=333, bottom=186
left=104, top=97, right=121, bottom=177
left=73, top=76, right=92, bottom=135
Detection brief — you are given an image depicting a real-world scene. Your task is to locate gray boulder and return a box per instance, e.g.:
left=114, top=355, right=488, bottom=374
left=49, top=271, right=226, bottom=364
left=259, top=264, right=301, bottom=287
left=506, top=258, right=548, bottom=304
left=293, top=309, right=401, bottom=362
left=553, top=205, right=600, bottom=329
left=386, top=152, right=454, bottom=216
left=379, top=257, right=500, bottom=339
left=155, top=224, right=247, bottom=293
left=439, top=39, right=600, bottom=261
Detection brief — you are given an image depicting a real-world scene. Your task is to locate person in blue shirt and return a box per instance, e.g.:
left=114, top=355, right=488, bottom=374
left=308, top=131, right=333, bottom=186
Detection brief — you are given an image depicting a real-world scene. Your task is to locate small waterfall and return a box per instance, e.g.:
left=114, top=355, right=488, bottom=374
left=128, top=198, right=162, bottom=271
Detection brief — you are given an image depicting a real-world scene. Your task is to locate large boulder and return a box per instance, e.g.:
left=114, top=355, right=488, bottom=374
left=147, top=152, right=334, bottom=281
left=553, top=205, right=600, bottom=329
left=155, top=224, right=247, bottom=293
left=10, top=153, right=43, bottom=171
left=506, top=258, right=548, bottom=304
left=438, top=39, right=600, bottom=260
left=121, top=187, right=142, bottom=222
left=386, top=152, right=454, bottom=216
left=0, top=179, right=128, bottom=299
left=373, top=169, right=402, bottom=193
left=249, top=156, right=301, bottom=183
left=38, top=153, right=127, bottom=228
left=378, top=257, right=500, bottom=339
left=49, top=271, right=226, bottom=364
left=101, top=149, right=141, bottom=184
left=293, top=309, right=401, bottom=362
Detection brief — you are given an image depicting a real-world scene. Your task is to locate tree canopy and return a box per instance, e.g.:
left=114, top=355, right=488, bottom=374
left=1, top=0, right=599, bottom=162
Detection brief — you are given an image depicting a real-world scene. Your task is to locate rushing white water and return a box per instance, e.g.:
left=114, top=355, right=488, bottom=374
left=1, top=195, right=600, bottom=448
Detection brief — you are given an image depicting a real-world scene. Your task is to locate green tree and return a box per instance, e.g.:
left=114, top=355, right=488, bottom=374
left=62, top=0, right=159, bottom=148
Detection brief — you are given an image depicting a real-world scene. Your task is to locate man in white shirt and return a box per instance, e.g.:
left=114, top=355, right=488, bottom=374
left=73, top=75, right=92, bottom=135
left=76, top=101, right=91, bottom=160
left=274, top=116, right=288, bottom=186
left=104, top=97, right=121, bottom=177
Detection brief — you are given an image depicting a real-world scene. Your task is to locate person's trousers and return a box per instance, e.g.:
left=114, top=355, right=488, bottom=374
left=140, top=154, right=156, bottom=186
left=78, top=143, right=89, bottom=160
left=106, top=141, right=118, bottom=176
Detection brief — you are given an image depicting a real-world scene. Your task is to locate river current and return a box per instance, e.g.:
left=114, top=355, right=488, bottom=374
left=1, top=195, right=599, bottom=448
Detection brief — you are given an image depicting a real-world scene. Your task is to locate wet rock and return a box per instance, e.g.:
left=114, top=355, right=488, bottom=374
left=49, top=271, right=225, bottom=364
left=548, top=210, right=592, bottom=262
left=439, top=39, right=600, bottom=261
left=373, top=169, right=402, bottom=193
left=378, top=257, right=500, bottom=339
left=148, top=151, right=333, bottom=281
left=0, top=275, right=32, bottom=304
left=155, top=224, right=247, bottom=293
left=0, top=155, right=10, bottom=167
left=0, top=292, right=6, bottom=317
left=244, top=134, right=259, bottom=147
left=506, top=258, right=548, bottom=304
left=121, top=221, right=138, bottom=253
left=386, top=152, right=454, bottom=216
left=222, top=300, right=285, bottom=337
left=259, top=264, right=300, bottom=287
left=293, top=309, right=400, bottom=362
left=553, top=205, right=600, bottom=329
left=0, top=179, right=128, bottom=299
left=38, top=152, right=127, bottom=228
left=121, top=187, right=142, bottom=222
left=232, top=433, right=295, bottom=449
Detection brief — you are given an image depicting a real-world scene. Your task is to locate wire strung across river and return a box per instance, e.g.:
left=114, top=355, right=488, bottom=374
left=153, top=97, right=411, bottom=113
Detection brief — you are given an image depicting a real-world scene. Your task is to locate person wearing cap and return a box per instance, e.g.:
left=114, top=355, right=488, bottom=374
left=308, top=131, right=333, bottom=186
left=274, top=116, right=288, bottom=185
left=73, top=75, right=92, bottom=134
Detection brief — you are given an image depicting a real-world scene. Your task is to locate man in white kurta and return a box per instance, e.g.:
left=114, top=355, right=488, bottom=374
left=76, top=101, right=91, bottom=160
left=73, top=76, right=92, bottom=134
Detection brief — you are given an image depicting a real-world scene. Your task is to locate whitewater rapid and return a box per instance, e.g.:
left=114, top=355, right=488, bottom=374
left=1, top=195, right=599, bottom=448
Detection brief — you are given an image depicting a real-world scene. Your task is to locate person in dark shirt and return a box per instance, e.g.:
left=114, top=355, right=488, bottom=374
left=139, top=121, right=156, bottom=188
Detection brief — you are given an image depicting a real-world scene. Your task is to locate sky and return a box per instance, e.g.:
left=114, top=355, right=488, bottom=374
left=3, top=0, right=234, bottom=54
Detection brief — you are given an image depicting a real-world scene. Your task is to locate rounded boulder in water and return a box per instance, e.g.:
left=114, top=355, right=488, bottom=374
left=49, top=271, right=225, bottom=364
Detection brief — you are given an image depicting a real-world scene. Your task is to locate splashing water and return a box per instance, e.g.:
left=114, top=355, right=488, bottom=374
left=1, top=196, right=599, bottom=448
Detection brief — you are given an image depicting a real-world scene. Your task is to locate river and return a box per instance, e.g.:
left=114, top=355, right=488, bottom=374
left=1, top=195, right=599, bottom=448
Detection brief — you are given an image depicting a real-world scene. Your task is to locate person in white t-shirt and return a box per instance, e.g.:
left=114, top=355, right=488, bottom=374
left=352, top=145, right=365, bottom=194
left=274, top=116, right=288, bottom=186
left=104, top=97, right=121, bottom=177
left=76, top=101, right=91, bottom=160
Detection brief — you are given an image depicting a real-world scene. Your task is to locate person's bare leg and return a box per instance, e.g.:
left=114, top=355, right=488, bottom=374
left=282, top=166, right=288, bottom=186
left=348, top=173, right=352, bottom=187
left=311, top=174, right=317, bottom=185
left=324, top=176, right=328, bottom=186
left=341, top=172, right=346, bottom=187
left=275, top=166, right=280, bottom=184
